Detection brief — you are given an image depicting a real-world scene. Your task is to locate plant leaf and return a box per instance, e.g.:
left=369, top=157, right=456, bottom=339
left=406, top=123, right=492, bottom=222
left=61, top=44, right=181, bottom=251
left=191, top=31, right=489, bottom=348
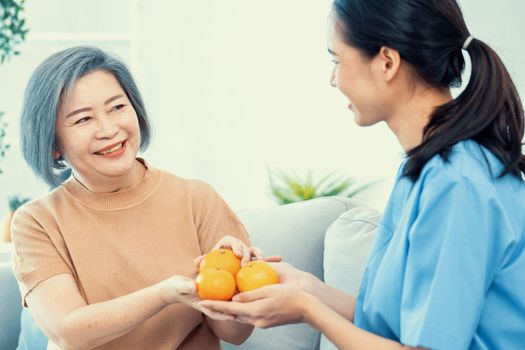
left=267, top=167, right=379, bottom=205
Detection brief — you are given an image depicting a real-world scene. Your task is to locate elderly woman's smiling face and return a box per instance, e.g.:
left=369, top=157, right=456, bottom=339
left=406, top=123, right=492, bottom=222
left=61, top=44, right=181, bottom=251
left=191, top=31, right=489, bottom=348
left=55, top=70, right=142, bottom=190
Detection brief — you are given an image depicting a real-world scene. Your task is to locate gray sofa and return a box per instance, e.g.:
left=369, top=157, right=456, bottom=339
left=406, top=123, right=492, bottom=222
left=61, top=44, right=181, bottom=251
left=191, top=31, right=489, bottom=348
left=0, top=196, right=380, bottom=350
left=0, top=250, right=22, bottom=349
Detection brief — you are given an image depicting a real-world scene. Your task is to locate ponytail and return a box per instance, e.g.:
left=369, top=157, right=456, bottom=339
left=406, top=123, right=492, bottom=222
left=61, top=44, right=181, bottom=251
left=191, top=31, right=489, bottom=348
left=332, top=0, right=525, bottom=181
left=404, top=38, right=525, bottom=181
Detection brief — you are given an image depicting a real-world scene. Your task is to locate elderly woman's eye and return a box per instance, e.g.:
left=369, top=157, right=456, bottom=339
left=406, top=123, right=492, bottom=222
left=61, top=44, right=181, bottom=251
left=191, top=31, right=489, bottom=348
left=75, top=117, right=91, bottom=124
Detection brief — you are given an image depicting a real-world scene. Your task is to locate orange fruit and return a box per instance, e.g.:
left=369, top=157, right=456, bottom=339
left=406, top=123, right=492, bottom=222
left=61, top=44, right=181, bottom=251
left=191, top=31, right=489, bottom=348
left=196, top=268, right=236, bottom=301
left=199, top=248, right=241, bottom=276
left=236, top=261, right=279, bottom=292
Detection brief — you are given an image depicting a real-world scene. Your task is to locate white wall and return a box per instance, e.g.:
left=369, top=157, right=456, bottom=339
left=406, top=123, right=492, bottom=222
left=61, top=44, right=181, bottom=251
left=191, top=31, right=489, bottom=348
left=0, top=0, right=524, bottom=217
left=134, top=0, right=402, bottom=213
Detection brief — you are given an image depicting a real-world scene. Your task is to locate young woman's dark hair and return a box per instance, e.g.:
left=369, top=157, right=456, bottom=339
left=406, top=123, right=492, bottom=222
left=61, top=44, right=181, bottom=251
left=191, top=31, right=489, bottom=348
left=333, top=0, right=525, bottom=181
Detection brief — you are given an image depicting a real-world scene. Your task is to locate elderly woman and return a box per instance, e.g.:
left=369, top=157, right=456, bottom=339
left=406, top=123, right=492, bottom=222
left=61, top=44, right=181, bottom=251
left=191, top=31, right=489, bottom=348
left=11, top=46, right=253, bottom=350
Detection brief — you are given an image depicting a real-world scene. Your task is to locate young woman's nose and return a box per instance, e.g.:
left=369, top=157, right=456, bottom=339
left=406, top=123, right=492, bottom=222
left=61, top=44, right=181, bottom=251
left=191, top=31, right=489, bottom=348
left=330, top=67, right=337, bottom=87
left=95, top=116, right=119, bottom=139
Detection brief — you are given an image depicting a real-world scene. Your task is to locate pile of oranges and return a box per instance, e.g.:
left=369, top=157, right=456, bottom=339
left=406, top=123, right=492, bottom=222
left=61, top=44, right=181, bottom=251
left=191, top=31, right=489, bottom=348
left=196, top=248, right=279, bottom=301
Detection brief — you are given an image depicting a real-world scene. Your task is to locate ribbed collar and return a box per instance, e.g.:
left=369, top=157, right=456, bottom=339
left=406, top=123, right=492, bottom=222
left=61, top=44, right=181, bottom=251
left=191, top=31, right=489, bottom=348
left=62, top=159, right=162, bottom=211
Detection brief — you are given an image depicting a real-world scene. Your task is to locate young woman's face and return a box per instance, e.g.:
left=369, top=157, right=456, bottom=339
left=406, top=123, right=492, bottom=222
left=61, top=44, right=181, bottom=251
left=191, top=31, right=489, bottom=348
left=55, top=70, right=141, bottom=185
left=327, top=19, right=390, bottom=126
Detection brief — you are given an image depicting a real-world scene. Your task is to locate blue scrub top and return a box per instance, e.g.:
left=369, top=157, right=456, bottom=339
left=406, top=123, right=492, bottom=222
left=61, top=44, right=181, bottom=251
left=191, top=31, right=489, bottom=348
left=354, top=140, right=525, bottom=350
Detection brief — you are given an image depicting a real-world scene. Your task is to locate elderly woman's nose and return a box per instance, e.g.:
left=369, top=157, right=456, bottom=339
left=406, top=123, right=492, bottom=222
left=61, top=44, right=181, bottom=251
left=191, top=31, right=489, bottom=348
left=96, top=116, right=119, bottom=139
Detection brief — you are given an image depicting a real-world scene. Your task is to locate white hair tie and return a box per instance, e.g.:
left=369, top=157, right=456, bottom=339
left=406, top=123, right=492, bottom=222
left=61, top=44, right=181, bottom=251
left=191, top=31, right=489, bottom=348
left=462, top=35, right=474, bottom=50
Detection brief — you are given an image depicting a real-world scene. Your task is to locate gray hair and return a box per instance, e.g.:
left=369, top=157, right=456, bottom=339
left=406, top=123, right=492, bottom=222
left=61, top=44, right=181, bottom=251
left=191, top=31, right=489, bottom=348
left=20, top=46, right=151, bottom=188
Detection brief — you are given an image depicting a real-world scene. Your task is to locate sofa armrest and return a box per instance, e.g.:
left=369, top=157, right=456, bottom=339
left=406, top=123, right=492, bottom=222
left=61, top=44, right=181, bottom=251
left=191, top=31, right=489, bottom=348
left=320, top=205, right=380, bottom=350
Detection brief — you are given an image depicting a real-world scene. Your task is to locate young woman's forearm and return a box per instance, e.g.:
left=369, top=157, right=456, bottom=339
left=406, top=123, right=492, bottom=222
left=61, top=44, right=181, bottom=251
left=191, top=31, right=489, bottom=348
left=301, top=272, right=356, bottom=322
left=55, top=281, right=170, bottom=349
left=302, top=295, right=422, bottom=350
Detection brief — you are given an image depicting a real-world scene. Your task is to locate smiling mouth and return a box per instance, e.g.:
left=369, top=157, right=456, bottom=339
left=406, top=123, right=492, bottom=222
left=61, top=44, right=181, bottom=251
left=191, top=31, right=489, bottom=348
left=95, top=141, right=125, bottom=155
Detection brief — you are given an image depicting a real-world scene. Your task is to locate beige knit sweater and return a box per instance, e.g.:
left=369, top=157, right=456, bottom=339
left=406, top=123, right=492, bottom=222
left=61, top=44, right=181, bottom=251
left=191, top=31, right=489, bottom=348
left=11, top=161, right=250, bottom=349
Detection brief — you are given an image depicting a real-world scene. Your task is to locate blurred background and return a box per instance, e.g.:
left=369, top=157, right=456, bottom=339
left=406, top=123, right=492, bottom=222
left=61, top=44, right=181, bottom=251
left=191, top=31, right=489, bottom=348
left=0, top=0, right=524, bottom=219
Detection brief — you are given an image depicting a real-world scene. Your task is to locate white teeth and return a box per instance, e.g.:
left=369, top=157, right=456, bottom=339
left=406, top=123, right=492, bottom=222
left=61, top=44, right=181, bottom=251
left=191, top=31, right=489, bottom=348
left=98, top=142, right=123, bottom=155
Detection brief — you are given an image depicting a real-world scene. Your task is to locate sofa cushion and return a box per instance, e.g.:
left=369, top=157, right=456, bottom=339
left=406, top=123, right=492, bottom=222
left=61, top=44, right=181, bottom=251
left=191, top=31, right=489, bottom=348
left=1, top=243, right=49, bottom=350
left=222, top=196, right=355, bottom=350
left=0, top=262, right=22, bottom=350
left=0, top=242, right=13, bottom=263
left=16, top=309, right=47, bottom=350
left=320, top=205, right=381, bottom=350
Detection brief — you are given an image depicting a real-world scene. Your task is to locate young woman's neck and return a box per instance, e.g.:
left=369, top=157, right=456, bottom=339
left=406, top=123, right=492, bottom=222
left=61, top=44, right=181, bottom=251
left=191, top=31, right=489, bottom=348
left=386, top=83, right=452, bottom=153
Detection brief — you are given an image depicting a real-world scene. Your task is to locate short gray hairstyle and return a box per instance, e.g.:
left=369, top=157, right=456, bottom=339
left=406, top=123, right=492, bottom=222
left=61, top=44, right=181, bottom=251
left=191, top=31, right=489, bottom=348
left=20, top=46, right=151, bottom=188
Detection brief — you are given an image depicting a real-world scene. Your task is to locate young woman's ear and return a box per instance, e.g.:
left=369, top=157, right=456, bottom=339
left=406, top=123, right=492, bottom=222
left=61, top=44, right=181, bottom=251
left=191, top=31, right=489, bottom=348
left=378, top=46, right=401, bottom=82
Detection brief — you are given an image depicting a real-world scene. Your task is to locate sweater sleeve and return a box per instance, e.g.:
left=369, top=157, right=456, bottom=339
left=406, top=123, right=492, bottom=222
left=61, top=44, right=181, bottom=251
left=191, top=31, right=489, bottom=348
left=11, top=205, right=72, bottom=306
left=190, top=181, right=251, bottom=255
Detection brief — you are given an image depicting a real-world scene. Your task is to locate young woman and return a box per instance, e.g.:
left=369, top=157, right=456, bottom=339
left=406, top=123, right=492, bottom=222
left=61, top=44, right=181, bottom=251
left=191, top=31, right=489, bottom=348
left=200, top=1, right=525, bottom=349
left=11, top=46, right=255, bottom=350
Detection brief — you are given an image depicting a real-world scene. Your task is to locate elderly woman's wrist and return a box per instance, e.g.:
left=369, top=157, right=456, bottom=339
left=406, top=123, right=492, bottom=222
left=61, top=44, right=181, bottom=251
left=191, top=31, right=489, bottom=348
left=157, top=279, right=177, bottom=306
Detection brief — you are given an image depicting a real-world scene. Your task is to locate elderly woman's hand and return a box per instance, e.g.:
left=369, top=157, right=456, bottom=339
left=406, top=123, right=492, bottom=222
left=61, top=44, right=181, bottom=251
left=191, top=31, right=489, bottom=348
left=158, top=275, right=235, bottom=321
left=194, top=235, right=282, bottom=267
left=159, top=275, right=198, bottom=305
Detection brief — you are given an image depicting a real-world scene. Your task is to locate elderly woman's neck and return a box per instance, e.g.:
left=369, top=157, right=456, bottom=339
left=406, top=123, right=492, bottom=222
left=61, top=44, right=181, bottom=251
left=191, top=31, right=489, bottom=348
left=73, top=159, right=147, bottom=193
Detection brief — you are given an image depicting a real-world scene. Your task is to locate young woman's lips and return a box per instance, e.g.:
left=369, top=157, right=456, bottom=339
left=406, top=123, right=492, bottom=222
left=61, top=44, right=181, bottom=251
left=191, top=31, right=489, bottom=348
left=348, top=102, right=353, bottom=110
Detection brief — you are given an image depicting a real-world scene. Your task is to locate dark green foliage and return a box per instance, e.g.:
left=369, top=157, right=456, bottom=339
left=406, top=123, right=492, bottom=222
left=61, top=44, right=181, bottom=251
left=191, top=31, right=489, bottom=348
left=0, top=0, right=29, bottom=63
left=8, top=194, right=30, bottom=211
left=0, top=0, right=28, bottom=172
left=0, top=111, right=9, bottom=174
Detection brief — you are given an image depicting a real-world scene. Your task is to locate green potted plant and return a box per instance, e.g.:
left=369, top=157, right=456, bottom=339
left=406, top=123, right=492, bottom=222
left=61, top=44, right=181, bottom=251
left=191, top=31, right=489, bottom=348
left=267, top=167, right=379, bottom=205
left=0, top=0, right=29, bottom=172
left=2, top=194, right=30, bottom=242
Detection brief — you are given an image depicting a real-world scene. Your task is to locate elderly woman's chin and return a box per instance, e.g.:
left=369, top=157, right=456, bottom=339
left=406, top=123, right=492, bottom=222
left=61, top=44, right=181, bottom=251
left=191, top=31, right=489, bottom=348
left=70, top=141, right=140, bottom=184
left=94, top=141, right=139, bottom=175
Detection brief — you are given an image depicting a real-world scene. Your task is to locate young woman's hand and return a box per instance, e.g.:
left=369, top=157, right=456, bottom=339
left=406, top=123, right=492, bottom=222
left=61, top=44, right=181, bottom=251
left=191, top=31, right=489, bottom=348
left=194, top=235, right=282, bottom=267
left=196, top=261, right=318, bottom=326
left=198, top=283, right=313, bottom=328
left=269, top=262, right=311, bottom=288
